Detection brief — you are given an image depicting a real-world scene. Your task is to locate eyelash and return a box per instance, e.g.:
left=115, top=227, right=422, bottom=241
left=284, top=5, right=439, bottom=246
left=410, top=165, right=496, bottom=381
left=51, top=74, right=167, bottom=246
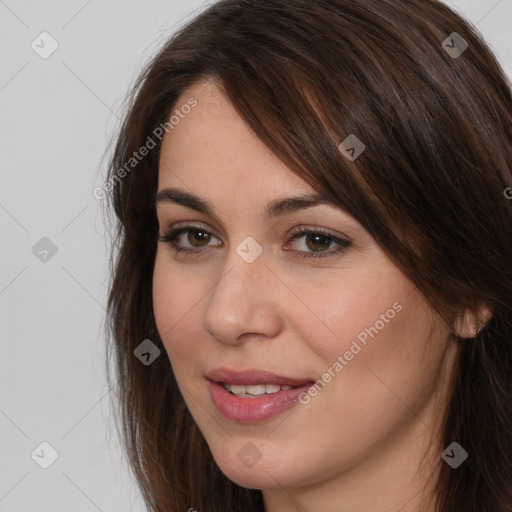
left=158, top=223, right=351, bottom=260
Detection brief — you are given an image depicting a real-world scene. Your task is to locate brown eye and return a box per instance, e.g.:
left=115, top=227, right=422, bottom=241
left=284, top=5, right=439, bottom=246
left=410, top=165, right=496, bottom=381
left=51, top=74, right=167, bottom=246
left=287, top=227, right=352, bottom=260
left=303, top=233, right=332, bottom=252
left=158, top=226, right=221, bottom=256
left=159, top=224, right=351, bottom=261
left=185, top=230, right=212, bottom=247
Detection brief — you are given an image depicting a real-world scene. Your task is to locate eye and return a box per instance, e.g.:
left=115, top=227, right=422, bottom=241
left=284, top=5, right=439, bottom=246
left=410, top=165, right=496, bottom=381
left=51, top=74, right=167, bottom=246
left=158, top=223, right=221, bottom=255
left=158, top=223, right=351, bottom=260
left=286, top=225, right=351, bottom=260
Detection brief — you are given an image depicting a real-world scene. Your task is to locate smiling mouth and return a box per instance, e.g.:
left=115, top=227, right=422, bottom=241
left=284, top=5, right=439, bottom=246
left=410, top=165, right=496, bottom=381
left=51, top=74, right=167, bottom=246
left=209, top=379, right=315, bottom=422
left=222, top=383, right=298, bottom=397
left=206, top=368, right=315, bottom=421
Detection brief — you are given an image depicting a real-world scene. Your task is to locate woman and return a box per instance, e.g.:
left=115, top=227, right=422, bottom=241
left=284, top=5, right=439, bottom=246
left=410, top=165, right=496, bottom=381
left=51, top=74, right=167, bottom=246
left=102, top=0, right=512, bottom=510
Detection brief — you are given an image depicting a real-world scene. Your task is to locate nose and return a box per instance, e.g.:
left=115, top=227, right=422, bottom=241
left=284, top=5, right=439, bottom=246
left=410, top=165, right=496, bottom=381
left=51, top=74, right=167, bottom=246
left=202, top=247, right=283, bottom=346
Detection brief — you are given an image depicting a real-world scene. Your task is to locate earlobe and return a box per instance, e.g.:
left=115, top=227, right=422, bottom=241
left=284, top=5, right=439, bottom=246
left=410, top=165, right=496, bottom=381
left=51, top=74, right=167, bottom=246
left=453, top=304, right=493, bottom=338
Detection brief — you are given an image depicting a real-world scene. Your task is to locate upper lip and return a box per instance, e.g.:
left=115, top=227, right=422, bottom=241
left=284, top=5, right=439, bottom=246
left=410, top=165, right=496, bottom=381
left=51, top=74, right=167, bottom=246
left=206, top=367, right=314, bottom=387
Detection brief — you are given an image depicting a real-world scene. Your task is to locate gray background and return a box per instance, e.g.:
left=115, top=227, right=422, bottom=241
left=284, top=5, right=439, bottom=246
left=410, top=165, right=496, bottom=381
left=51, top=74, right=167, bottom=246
left=0, top=1, right=510, bottom=510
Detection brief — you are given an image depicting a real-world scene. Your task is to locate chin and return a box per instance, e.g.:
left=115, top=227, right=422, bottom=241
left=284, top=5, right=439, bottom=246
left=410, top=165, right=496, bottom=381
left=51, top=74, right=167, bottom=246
left=209, top=445, right=313, bottom=490
left=223, top=469, right=278, bottom=490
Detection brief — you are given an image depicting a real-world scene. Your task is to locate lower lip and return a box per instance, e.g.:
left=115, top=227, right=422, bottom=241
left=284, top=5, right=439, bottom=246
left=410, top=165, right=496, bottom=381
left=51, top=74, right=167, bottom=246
left=208, top=381, right=313, bottom=423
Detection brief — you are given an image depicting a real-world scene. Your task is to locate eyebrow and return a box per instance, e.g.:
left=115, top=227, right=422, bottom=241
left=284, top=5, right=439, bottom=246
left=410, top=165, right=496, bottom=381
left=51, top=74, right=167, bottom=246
left=156, top=187, right=340, bottom=219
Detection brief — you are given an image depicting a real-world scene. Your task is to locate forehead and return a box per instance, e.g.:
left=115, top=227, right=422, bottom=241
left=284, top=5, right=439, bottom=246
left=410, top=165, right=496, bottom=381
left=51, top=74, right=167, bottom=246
left=157, top=80, right=317, bottom=201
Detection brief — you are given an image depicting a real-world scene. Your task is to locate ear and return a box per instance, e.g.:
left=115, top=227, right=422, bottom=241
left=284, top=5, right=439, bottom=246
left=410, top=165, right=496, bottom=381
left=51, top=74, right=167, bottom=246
left=453, top=303, right=493, bottom=338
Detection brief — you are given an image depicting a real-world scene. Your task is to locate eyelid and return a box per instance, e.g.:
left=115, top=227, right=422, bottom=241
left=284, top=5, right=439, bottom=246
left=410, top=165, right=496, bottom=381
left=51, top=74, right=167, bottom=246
left=158, top=221, right=352, bottom=260
left=288, top=224, right=351, bottom=242
left=163, top=220, right=221, bottom=239
left=159, top=220, right=350, bottom=242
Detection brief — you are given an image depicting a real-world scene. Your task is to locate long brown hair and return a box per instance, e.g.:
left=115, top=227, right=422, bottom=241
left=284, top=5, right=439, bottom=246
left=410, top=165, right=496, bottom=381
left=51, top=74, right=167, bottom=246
left=102, top=1, right=512, bottom=510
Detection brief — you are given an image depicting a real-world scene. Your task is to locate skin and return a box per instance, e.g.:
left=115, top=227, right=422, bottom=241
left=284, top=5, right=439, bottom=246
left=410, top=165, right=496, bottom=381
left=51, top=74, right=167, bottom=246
left=152, top=79, right=476, bottom=512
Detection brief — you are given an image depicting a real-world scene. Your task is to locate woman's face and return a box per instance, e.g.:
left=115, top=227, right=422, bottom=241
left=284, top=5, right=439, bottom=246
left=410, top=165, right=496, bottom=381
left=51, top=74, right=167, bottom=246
left=153, top=80, right=457, bottom=494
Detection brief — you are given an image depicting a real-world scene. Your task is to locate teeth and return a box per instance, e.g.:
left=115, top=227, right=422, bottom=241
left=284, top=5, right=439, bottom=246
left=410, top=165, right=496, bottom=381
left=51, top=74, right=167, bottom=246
left=223, top=383, right=298, bottom=397
left=229, top=384, right=246, bottom=395
left=246, top=384, right=266, bottom=396
left=265, top=384, right=280, bottom=394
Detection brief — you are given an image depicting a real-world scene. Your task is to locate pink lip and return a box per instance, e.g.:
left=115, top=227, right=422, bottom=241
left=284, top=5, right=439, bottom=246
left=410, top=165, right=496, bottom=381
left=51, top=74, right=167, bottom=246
left=206, top=368, right=313, bottom=387
left=206, top=368, right=314, bottom=423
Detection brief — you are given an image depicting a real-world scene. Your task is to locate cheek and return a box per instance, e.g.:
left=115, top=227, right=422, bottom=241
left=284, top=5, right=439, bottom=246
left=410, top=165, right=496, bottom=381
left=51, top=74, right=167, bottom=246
left=303, top=267, right=435, bottom=411
left=320, top=287, right=440, bottom=417
left=305, top=267, right=407, bottom=361
left=152, top=255, right=204, bottom=360
left=152, top=257, right=174, bottom=341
